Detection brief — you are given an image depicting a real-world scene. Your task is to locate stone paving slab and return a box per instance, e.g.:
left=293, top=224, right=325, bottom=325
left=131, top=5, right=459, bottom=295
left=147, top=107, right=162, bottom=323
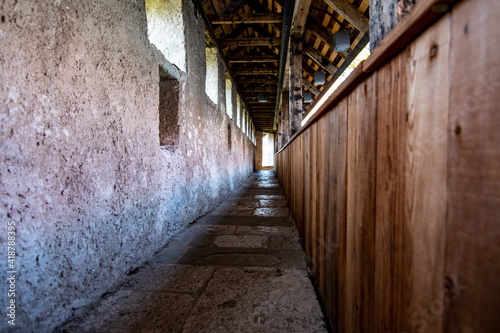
left=254, top=207, right=292, bottom=217
left=177, top=247, right=307, bottom=269
left=233, top=225, right=298, bottom=237
left=183, top=267, right=327, bottom=333
left=57, top=171, right=327, bottom=333
left=196, top=215, right=295, bottom=227
left=59, top=290, right=195, bottom=333
left=122, top=263, right=215, bottom=293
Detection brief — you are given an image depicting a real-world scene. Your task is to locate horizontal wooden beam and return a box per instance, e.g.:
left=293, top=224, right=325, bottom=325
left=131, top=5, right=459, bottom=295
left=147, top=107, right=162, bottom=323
left=303, top=45, right=339, bottom=75
left=219, top=38, right=281, bottom=47
left=238, top=78, right=278, bottom=84
left=247, top=100, right=276, bottom=104
left=302, top=79, right=321, bottom=96
left=241, top=87, right=277, bottom=93
left=228, top=56, right=279, bottom=63
left=323, top=0, right=370, bottom=33
left=194, top=0, right=251, bottom=117
left=234, top=69, right=279, bottom=75
left=305, top=21, right=346, bottom=60
left=302, top=61, right=317, bottom=78
left=208, top=13, right=283, bottom=24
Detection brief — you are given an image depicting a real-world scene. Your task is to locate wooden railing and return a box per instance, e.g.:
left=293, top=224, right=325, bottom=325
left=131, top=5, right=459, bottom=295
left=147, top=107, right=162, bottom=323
left=276, top=0, right=500, bottom=331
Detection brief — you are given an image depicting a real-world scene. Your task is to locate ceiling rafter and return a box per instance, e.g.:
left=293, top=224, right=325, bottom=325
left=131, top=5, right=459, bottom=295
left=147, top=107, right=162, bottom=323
left=303, top=45, right=338, bottom=75
left=322, top=0, right=369, bottom=34
left=305, top=19, right=347, bottom=59
left=197, top=0, right=370, bottom=132
left=208, top=13, right=283, bottom=24
left=228, top=55, right=279, bottom=63
left=219, top=37, right=281, bottom=47
left=233, top=68, right=279, bottom=75
left=303, top=79, right=321, bottom=96
left=238, top=77, right=278, bottom=84
left=291, top=0, right=312, bottom=37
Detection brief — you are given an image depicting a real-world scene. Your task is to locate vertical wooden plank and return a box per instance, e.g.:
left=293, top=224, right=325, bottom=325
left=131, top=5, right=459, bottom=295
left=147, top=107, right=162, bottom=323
left=445, top=0, right=500, bottom=331
left=297, top=135, right=305, bottom=237
left=304, top=128, right=311, bottom=256
left=291, top=141, right=295, bottom=217
left=404, top=14, right=451, bottom=333
left=318, top=110, right=332, bottom=325
left=316, top=115, right=328, bottom=298
left=346, top=73, right=377, bottom=332
left=375, top=50, right=412, bottom=332
left=333, top=98, right=349, bottom=333
left=310, top=123, right=318, bottom=273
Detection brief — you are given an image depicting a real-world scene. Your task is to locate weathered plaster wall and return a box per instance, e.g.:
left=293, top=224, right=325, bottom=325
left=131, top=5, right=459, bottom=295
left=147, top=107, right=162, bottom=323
left=0, top=0, right=254, bottom=331
left=145, top=0, right=186, bottom=71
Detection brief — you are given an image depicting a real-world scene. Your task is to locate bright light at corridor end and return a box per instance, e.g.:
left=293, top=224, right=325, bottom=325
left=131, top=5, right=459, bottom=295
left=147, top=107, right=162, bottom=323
left=301, top=45, right=371, bottom=127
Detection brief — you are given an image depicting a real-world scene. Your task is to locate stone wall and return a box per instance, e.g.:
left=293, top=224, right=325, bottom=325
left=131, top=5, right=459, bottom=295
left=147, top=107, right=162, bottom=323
left=0, top=0, right=254, bottom=331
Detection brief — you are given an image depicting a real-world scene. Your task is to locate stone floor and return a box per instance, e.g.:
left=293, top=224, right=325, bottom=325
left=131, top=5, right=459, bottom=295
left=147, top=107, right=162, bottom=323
left=57, top=171, right=328, bottom=333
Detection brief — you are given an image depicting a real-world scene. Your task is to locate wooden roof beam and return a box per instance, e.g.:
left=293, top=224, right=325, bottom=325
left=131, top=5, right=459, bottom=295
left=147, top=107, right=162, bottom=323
left=219, top=0, right=249, bottom=16
left=241, top=87, right=277, bottom=92
left=228, top=55, right=280, bottom=64
left=234, top=69, right=279, bottom=75
left=228, top=56, right=279, bottom=63
left=208, top=13, right=283, bottom=24
left=238, top=77, right=278, bottom=84
left=305, top=20, right=347, bottom=59
left=194, top=0, right=251, bottom=113
left=219, top=38, right=281, bottom=47
left=303, top=45, right=338, bottom=75
left=302, top=62, right=317, bottom=78
left=302, top=79, right=320, bottom=96
left=322, top=0, right=370, bottom=34
left=272, top=0, right=294, bottom=130
left=291, top=0, right=312, bottom=37
left=245, top=1, right=283, bottom=35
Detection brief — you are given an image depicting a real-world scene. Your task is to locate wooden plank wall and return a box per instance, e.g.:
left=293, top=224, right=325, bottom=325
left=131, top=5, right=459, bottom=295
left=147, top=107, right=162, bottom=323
left=276, top=0, right=500, bottom=332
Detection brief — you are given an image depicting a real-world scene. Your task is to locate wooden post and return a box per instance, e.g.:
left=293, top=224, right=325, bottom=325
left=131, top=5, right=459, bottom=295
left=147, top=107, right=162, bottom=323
left=281, top=90, right=290, bottom=146
left=277, top=113, right=283, bottom=150
left=289, top=38, right=303, bottom=136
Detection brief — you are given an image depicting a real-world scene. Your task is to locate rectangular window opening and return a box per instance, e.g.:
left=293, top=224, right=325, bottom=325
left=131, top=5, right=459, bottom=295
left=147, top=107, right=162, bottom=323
left=205, top=46, right=218, bottom=104
left=158, top=66, right=180, bottom=150
left=262, top=132, right=274, bottom=167
left=228, top=123, right=232, bottom=153
left=225, top=78, right=233, bottom=119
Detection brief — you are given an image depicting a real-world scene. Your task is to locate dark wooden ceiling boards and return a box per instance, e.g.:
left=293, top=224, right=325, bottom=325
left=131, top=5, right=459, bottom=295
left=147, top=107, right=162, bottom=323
left=196, top=0, right=370, bottom=131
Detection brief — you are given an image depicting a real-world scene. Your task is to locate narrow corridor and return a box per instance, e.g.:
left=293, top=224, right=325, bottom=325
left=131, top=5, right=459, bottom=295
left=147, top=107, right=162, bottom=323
left=58, top=171, right=328, bottom=333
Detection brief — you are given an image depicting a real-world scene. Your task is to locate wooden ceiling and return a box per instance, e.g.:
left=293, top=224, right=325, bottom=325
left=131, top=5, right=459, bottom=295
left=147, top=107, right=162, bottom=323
left=196, top=0, right=370, bottom=131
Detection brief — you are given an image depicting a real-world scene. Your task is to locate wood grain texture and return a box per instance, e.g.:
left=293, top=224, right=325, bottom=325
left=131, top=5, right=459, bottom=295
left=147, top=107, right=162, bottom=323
left=290, top=40, right=303, bottom=136
left=405, top=14, right=450, bottom=333
left=310, top=123, right=318, bottom=274
left=328, top=98, right=349, bottom=332
left=304, top=128, right=312, bottom=258
left=316, top=114, right=327, bottom=294
left=374, top=49, right=412, bottom=332
left=346, top=74, right=377, bottom=332
left=275, top=2, right=499, bottom=331
left=445, top=0, right=500, bottom=331
left=323, top=0, right=370, bottom=33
